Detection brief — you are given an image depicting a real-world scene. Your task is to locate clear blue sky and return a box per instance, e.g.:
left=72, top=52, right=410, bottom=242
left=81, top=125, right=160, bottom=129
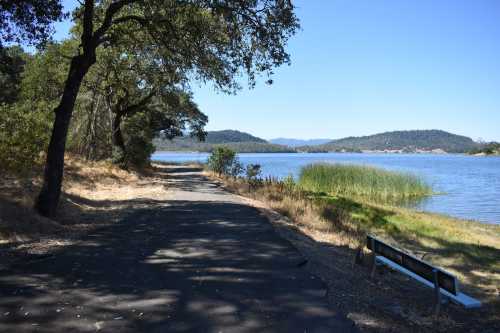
left=54, top=0, right=500, bottom=141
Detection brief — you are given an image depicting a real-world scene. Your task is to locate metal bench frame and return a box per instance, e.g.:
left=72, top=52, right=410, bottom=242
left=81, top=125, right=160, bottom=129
left=367, top=235, right=481, bottom=315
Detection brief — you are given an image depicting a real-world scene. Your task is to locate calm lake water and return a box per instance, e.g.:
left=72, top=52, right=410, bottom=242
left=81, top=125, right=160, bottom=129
left=152, top=152, right=500, bottom=225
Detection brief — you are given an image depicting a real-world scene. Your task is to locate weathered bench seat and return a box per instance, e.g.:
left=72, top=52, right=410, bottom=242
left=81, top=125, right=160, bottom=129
left=367, top=235, right=481, bottom=313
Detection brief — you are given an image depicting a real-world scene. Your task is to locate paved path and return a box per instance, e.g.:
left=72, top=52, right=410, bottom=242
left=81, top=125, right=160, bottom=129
left=0, top=166, right=357, bottom=332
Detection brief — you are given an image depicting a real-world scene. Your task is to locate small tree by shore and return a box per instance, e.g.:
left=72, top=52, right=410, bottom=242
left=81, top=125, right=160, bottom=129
left=207, top=147, right=242, bottom=177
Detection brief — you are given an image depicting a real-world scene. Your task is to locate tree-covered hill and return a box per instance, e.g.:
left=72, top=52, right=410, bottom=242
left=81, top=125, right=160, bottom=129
left=300, top=130, right=479, bottom=153
left=156, top=129, right=482, bottom=154
left=269, top=138, right=331, bottom=147
left=468, top=142, right=500, bottom=155
left=204, top=130, right=267, bottom=144
left=154, top=130, right=294, bottom=153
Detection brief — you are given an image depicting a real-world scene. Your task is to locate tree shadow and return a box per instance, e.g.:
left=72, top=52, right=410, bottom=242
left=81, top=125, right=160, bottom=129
left=0, top=198, right=356, bottom=332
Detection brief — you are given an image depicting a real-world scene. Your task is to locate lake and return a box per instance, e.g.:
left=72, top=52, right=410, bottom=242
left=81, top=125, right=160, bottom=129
left=152, top=152, right=500, bottom=225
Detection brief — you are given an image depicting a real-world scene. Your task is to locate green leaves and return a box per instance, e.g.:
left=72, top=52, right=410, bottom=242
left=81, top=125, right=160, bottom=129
left=207, top=147, right=242, bottom=177
left=0, top=103, right=52, bottom=174
left=0, top=46, right=27, bottom=104
left=121, top=112, right=156, bottom=168
left=0, top=0, right=65, bottom=47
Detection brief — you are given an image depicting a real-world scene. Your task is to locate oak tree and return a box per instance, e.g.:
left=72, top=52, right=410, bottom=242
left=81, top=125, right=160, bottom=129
left=35, top=0, right=299, bottom=217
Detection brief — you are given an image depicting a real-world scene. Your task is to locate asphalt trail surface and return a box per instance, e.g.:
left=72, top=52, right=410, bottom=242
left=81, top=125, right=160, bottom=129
left=0, top=166, right=357, bottom=332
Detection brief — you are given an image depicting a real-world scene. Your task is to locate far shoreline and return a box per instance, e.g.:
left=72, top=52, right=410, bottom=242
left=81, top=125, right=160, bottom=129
left=154, top=150, right=457, bottom=154
left=152, top=150, right=500, bottom=156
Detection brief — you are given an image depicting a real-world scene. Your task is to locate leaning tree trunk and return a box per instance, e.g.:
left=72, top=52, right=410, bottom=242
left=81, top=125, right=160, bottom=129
left=35, top=55, right=94, bottom=217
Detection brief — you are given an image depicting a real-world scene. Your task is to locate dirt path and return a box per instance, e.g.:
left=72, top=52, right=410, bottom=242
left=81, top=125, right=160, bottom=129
left=0, top=165, right=357, bottom=332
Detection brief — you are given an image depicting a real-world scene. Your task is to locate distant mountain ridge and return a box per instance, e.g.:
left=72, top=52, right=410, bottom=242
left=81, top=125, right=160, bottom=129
left=204, top=130, right=266, bottom=144
left=269, top=138, right=331, bottom=147
left=301, top=130, right=479, bottom=153
left=155, top=129, right=480, bottom=154
left=154, top=130, right=294, bottom=153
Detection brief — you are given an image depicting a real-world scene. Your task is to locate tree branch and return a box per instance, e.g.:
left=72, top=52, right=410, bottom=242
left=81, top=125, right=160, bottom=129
left=82, top=0, right=95, bottom=54
left=92, top=0, right=138, bottom=46
left=112, top=15, right=148, bottom=27
left=125, top=89, right=156, bottom=115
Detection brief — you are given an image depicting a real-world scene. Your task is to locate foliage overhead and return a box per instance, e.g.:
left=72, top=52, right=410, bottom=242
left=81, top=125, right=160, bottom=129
left=29, top=0, right=299, bottom=217
left=0, top=0, right=65, bottom=47
left=78, top=0, right=300, bottom=93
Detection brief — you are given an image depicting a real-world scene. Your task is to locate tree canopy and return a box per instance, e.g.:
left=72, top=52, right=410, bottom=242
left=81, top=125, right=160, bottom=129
left=0, top=0, right=65, bottom=46
left=0, top=45, right=28, bottom=104
left=0, top=0, right=299, bottom=217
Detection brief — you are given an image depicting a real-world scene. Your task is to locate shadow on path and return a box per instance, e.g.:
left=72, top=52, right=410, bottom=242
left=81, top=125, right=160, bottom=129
left=0, top=167, right=357, bottom=332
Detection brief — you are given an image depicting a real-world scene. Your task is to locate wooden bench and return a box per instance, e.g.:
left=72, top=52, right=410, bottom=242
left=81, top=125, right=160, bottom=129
left=366, top=235, right=481, bottom=315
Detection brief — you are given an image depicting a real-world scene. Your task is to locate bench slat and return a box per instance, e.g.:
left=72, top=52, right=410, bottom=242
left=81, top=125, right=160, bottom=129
left=376, top=256, right=481, bottom=308
left=367, top=235, right=458, bottom=295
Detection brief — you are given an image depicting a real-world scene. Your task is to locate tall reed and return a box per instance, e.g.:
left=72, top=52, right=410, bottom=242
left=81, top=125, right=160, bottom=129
left=299, top=163, right=432, bottom=201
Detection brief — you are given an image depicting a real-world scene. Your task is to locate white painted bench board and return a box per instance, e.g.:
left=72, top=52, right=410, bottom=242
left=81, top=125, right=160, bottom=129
left=375, top=256, right=481, bottom=309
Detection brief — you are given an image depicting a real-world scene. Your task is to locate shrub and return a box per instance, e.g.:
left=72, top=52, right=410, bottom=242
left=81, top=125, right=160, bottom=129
left=0, top=103, right=52, bottom=174
left=207, top=147, right=242, bottom=176
left=299, top=163, right=431, bottom=201
left=245, top=163, right=262, bottom=180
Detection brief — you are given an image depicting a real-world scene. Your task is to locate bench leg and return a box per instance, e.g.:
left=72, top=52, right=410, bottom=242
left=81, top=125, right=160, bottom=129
left=370, top=239, right=377, bottom=278
left=432, top=269, right=442, bottom=317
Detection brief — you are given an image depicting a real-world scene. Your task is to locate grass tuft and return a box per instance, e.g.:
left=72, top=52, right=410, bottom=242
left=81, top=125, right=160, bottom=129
left=299, top=163, right=432, bottom=201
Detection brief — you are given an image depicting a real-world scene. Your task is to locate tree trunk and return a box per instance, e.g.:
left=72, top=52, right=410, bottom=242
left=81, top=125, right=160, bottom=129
left=35, top=54, right=94, bottom=217
left=111, top=111, right=127, bottom=162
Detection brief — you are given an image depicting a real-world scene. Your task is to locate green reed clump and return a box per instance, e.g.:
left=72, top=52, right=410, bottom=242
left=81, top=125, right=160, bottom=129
left=299, top=163, right=432, bottom=201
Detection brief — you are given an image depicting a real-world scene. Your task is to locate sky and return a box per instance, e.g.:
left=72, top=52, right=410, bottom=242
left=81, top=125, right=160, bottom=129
left=53, top=0, right=500, bottom=141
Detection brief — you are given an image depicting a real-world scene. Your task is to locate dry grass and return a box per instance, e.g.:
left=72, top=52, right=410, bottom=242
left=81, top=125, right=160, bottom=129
left=211, top=173, right=500, bottom=331
left=63, top=158, right=168, bottom=204
left=0, top=155, right=170, bottom=251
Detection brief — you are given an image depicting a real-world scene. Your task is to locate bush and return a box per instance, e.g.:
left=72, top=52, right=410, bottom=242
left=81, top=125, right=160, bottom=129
left=245, top=163, right=262, bottom=180
left=299, top=163, right=432, bottom=201
left=207, top=147, right=242, bottom=176
left=0, top=103, right=52, bottom=174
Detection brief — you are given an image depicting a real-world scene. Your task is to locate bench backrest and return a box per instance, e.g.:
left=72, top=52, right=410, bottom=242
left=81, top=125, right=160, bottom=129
left=366, top=235, right=458, bottom=295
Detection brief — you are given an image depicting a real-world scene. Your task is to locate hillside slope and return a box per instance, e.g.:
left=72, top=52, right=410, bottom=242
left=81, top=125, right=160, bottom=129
left=154, top=130, right=294, bottom=153
left=302, top=130, right=479, bottom=153
left=204, top=130, right=267, bottom=144
left=269, top=138, right=331, bottom=147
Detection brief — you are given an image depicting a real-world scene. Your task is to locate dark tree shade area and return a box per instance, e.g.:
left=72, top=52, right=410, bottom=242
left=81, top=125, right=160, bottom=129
left=0, top=46, right=27, bottom=104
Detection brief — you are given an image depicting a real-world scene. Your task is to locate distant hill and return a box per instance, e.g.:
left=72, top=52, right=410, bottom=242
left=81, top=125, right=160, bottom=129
left=154, top=130, right=294, bottom=153
left=300, top=130, right=479, bottom=153
left=269, top=138, right=331, bottom=147
left=204, top=130, right=266, bottom=144
left=468, top=142, right=500, bottom=155
left=156, top=129, right=480, bottom=154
